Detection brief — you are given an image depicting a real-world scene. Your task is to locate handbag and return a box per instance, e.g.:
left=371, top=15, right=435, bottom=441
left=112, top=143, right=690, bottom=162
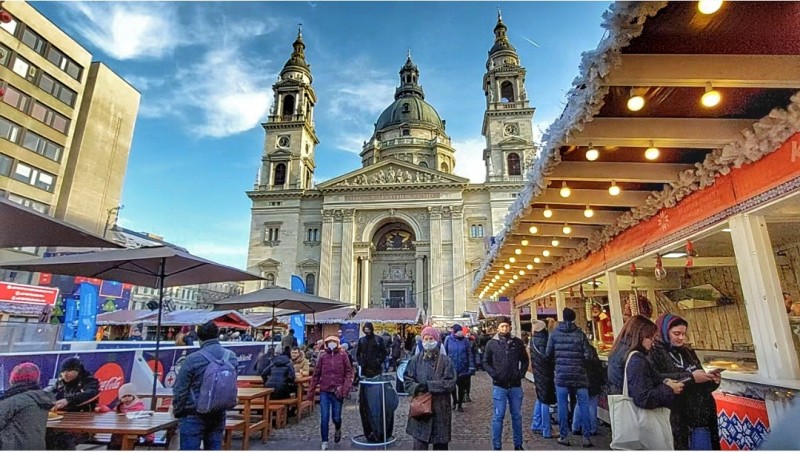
left=609, top=351, right=674, bottom=450
left=408, top=354, right=441, bottom=419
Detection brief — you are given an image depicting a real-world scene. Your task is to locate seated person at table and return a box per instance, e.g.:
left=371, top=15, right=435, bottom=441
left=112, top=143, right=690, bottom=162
left=46, top=357, right=100, bottom=450
left=0, top=362, right=54, bottom=450
left=291, top=346, right=310, bottom=377
left=108, top=383, right=154, bottom=450
left=261, top=346, right=297, bottom=400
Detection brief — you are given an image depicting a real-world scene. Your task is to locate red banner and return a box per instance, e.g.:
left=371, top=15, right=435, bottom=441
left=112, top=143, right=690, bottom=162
left=0, top=282, right=60, bottom=305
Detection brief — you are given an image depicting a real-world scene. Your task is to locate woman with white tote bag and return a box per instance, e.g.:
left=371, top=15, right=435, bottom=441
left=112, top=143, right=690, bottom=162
left=608, top=315, right=684, bottom=450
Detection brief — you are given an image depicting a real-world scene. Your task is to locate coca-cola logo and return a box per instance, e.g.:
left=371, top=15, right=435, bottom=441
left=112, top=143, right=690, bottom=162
left=94, top=363, right=125, bottom=407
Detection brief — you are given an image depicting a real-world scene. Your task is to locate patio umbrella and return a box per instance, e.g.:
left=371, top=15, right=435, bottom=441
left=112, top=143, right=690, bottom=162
left=211, top=286, right=350, bottom=344
left=0, top=197, right=122, bottom=248
left=0, top=245, right=263, bottom=408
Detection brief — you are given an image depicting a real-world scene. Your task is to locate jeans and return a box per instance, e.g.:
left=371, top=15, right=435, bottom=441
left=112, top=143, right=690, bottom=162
left=319, top=391, right=343, bottom=442
left=531, top=400, right=552, bottom=437
left=179, top=413, right=225, bottom=450
left=557, top=386, right=590, bottom=440
left=491, top=386, right=524, bottom=449
left=571, top=394, right=598, bottom=435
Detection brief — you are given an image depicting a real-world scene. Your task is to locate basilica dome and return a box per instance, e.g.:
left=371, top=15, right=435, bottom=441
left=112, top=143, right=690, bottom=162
left=375, top=97, right=444, bottom=131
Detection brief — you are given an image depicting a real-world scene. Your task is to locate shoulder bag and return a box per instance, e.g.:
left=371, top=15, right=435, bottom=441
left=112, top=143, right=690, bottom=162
left=408, top=354, right=441, bottom=419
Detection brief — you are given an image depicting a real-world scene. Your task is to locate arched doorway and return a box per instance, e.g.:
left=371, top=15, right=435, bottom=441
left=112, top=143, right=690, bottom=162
left=371, top=221, right=416, bottom=308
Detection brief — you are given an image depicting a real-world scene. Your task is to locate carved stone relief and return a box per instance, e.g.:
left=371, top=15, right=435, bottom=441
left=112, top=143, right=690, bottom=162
left=337, top=166, right=443, bottom=187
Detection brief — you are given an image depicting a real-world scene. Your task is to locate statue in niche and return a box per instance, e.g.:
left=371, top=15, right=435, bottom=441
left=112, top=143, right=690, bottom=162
left=415, top=172, right=423, bottom=183
left=388, top=167, right=397, bottom=182
left=379, top=230, right=413, bottom=251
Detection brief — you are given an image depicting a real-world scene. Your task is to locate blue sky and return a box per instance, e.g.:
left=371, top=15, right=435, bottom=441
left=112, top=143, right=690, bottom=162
left=33, top=1, right=611, bottom=269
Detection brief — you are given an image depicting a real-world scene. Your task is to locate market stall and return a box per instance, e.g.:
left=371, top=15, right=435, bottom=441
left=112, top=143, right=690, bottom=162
left=349, top=307, right=422, bottom=337
left=306, top=306, right=357, bottom=344
left=472, top=2, right=800, bottom=448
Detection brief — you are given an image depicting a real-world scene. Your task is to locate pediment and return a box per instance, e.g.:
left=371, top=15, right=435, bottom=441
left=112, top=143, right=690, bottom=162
left=257, top=258, right=282, bottom=268
left=497, top=136, right=530, bottom=146
left=297, top=259, right=320, bottom=268
left=318, top=159, right=469, bottom=189
left=269, top=149, right=293, bottom=158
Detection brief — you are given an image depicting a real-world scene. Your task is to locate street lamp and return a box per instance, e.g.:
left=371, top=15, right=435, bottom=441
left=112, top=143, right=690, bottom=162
left=103, top=205, right=124, bottom=238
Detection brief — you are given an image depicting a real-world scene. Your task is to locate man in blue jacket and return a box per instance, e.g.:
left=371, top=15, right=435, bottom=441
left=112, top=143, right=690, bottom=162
left=546, top=308, right=593, bottom=448
left=444, top=323, right=475, bottom=412
left=172, top=321, right=238, bottom=450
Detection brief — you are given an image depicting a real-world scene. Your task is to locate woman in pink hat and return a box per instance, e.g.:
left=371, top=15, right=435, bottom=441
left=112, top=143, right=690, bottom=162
left=0, top=362, right=54, bottom=450
left=307, top=335, right=354, bottom=450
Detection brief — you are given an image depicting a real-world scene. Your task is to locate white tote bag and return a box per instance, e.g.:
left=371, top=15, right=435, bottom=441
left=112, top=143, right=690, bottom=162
left=609, top=351, right=674, bottom=450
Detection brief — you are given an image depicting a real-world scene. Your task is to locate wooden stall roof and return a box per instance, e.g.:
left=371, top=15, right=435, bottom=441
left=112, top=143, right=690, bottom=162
left=472, top=1, right=800, bottom=303
left=96, top=309, right=156, bottom=325
left=350, top=308, right=422, bottom=324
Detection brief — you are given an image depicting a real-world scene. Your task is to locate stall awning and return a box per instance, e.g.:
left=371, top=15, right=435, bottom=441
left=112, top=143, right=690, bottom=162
left=96, top=309, right=157, bottom=326
left=143, top=309, right=251, bottom=329
left=350, top=308, right=422, bottom=324
left=478, top=301, right=511, bottom=319
left=309, top=306, right=357, bottom=324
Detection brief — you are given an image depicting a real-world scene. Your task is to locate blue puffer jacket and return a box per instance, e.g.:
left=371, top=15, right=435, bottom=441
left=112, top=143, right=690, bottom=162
left=172, top=339, right=238, bottom=418
left=545, top=321, right=591, bottom=389
left=261, top=354, right=296, bottom=399
left=444, top=334, right=475, bottom=377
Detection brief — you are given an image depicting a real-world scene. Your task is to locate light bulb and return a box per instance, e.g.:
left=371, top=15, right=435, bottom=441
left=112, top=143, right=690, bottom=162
left=543, top=206, right=553, bottom=218
left=562, top=224, right=572, bottom=235
left=534, top=257, right=541, bottom=264
left=526, top=264, right=534, bottom=270
left=513, top=275, right=519, bottom=280
left=645, top=145, right=660, bottom=160
left=504, top=263, right=510, bottom=269
left=698, top=0, right=723, bottom=14
left=499, top=269, right=505, bottom=275
left=551, top=238, right=560, bottom=247
left=701, top=83, right=721, bottom=108
left=627, top=93, right=645, bottom=112
left=559, top=181, right=571, bottom=198
left=584, top=206, right=594, bottom=218
left=503, top=283, right=509, bottom=288
left=509, top=257, right=516, bottom=263
left=543, top=249, right=551, bottom=257
left=521, top=239, right=529, bottom=246
left=585, top=142, right=599, bottom=161
left=609, top=181, right=621, bottom=196
left=514, top=248, right=522, bottom=255
left=529, top=225, right=538, bottom=234
left=519, top=270, right=525, bottom=275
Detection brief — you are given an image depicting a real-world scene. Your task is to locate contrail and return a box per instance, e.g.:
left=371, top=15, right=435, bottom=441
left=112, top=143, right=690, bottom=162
left=520, top=35, right=541, bottom=48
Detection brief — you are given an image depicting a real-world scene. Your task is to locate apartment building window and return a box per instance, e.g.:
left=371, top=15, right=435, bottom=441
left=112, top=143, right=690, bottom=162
left=0, top=153, right=12, bottom=176
left=470, top=224, right=485, bottom=238
left=12, top=162, right=55, bottom=192
left=7, top=192, right=48, bottom=214
left=0, top=44, right=10, bottom=66
left=38, top=73, right=76, bottom=107
left=2, top=85, right=30, bottom=111
left=0, top=17, right=17, bottom=35
left=22, top=130, right=62, bottom=162
left=45, top=46, right=81, bottom=80
left=30, top=102, right=69, bottom=134
left=11, top=56, right=34, bottom=82
left=0, top=117, right=20, bottom=142
left=21, top=28, right=46, bottom=54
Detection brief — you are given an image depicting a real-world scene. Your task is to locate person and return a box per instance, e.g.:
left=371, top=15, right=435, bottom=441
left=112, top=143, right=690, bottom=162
left=338, top=329, right=344, bottom=343
left=109, top=383, right=154, bottom=449
left=404, top=325, right=457, bottom=450
left=483, top=316, right=529, bottom=451
left=443, top=323, right=474, bottom=412
left=784, top=292, right=794, bottom=314
left=129, top=328, right=143, bottom=341
left=529, top=320, right=556, bottom=440
left=405, top=332, right=416, bottom=356
left=46, top=357, right=100, bottom=449
left=184, top=328, right=197, bottom=346
left=0, top=363, right=54, bottom=450
left=546, top=308, right=593, bottom=447
left=172, top=321, right=238, bottom=450
left=282, top=328, right=298, bottom=350
left=307, top=335, right=354, bottom=450
left=650, top=313, right=720, bottom=450
left=465, top=331, right=479, bottom=397
left=546, top=317, right=557, bottom=332
left=291, top=346, right=310, bottom=377
left=607, top=315, right=646, bottom=395
left=356, top=322, right=387, bottom=378
left=572, top=340, right=605, bottom=437
left=262, top=346, right=297, bottom=400
left=391, top=332, right=403, bottom=371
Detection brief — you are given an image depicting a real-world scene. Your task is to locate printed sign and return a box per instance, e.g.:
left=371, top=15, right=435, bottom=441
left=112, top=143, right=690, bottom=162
left=0, top=282, right=59, bottom=305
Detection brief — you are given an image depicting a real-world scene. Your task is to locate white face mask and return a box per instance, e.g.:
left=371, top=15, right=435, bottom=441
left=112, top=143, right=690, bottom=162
left=422, top=340, right=438, bottom=351
left=327, top=342, right=337, bottom=351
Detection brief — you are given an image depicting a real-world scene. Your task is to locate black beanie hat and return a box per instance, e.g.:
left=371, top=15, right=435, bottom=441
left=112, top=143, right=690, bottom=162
left=496, top=316, right=512, bottom=326
left=60, top=357, right=83, bottom=373
left=563, top=308, right=577, bottom=322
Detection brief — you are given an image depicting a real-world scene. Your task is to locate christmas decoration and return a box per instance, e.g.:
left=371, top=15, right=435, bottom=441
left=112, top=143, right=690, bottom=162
left=630, top=263, right=637, bottom=286
left=686, top=240, right=696, bottom=267
left=654, top=254, right=667, bottom=280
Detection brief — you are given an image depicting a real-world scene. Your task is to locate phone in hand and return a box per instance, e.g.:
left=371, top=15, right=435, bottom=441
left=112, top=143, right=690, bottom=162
left=677, top=376, right=693, bottom=384
left=707, top=368, right=725, bottom=375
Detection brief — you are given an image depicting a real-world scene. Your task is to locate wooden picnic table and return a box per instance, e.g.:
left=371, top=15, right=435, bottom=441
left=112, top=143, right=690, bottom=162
left=236, top=387, right=273, bottom=449
left=46, top=412, right=177, bottom=450
left=238, top=375, right=313, bottom=422
left=237, top=375, right=263, bottom=386
left=136, top=388, right=174, bottom=412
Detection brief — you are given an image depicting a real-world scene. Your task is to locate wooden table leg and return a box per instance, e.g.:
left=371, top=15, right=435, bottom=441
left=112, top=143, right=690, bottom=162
left=242, top=399, right=251, bottom=450
left=121, top=435, right=137, bottom=450
left=261, top=393, right=270, bottom=443
left=296, top=384, right=304, bottom=422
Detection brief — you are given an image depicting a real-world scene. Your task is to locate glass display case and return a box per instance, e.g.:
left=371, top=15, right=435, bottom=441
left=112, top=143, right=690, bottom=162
left=696, top=349, right=758, bottom=373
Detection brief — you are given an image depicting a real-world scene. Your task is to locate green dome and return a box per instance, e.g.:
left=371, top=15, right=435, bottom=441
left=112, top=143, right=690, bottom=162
left=375, top=97, right=444, bottom=131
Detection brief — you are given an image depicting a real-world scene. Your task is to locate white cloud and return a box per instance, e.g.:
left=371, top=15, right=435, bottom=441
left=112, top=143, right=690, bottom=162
left=328, top=81, right=396, bottom=123
left=452, top=136, right=486, bottom=183
left=332, top=130, right=371, bottom=154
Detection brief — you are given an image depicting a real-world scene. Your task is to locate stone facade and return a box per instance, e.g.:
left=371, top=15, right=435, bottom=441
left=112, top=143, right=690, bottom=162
left=245, top=17, right=537, bottom=317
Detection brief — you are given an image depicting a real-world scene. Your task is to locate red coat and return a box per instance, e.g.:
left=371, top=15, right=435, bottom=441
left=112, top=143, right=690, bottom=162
left=308, top=348, right=354, bottom=399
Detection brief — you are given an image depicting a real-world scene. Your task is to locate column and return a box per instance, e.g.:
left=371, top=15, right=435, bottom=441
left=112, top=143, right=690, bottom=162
left=428, top=206, right=443, bottom=316
left=415, top=254, right=425, bottom=311
left=605, top=270, right=624, bottom=338
left=339, top=209, right=355, bottom=302
left=729, top=213, right=800, bottom=380
left=450, top=205, right=467, bottom=316
left=318, top=209, right=334, bottom=298
left=361, top=257, right=371, bottom=310
left=555, top=290, right=566, bottom=321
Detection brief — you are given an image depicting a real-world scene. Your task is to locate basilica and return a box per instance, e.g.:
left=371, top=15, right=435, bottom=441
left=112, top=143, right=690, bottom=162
left=245, top=15, right=537, bottom=318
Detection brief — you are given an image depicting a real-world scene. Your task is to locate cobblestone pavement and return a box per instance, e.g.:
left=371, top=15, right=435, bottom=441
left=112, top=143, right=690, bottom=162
left=237, top=371, right=611, bottom=450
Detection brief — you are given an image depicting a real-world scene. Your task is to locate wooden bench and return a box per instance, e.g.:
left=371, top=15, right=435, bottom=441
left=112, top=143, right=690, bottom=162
left=267, top=403, right=287, bottom=429
left=223, top=419, right=246, bottom=450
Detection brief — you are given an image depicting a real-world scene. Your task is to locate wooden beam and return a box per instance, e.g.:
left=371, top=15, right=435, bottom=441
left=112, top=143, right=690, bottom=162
left=605, top=54, right=800, bottom=89
left=568, top=118, right=754, bottom=148
left=533, top=188, right=650, bottom=207
left=549, top=161, right=694, bottom=184
left=636, top=257, right=737, bottom=268
left=519, top=208, right=619, bottom=225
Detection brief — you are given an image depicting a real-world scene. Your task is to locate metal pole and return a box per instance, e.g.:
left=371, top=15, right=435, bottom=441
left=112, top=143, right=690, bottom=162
left=381, top=381, right=387, bottom=450
left=151, top=257, right=166, bottom=411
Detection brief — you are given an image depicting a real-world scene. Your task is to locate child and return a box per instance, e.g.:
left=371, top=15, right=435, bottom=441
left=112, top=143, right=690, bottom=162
left=108, top=383, right=154, bottom=449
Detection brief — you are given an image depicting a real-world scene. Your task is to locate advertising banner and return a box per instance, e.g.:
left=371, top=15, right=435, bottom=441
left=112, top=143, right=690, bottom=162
left=0, top=282, right=59, bottom=305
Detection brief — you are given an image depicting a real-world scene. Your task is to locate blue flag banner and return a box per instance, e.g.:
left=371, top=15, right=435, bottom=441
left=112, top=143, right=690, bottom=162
left=290, top=275, right=306, bottom=345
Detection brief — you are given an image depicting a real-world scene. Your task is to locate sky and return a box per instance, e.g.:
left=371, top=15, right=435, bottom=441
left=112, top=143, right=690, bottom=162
left=32, top=1, right=611, bottom=270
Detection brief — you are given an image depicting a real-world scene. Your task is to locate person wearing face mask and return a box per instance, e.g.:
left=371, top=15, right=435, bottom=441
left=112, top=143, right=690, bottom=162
left=650, top=314, right=720, bottom=450
left=404, top=326, right=456, bottom=450
left=356, top=322, right=388, bottom=378
left=484, top=316, right=529, bottom=451
left=307, top=336, right=354, bottom=450
left=443, top=324, right=474, bottom=412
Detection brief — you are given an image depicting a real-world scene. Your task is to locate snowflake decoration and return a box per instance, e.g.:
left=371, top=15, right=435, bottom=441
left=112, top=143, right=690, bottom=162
left=657, top=211, right=670, bottom=231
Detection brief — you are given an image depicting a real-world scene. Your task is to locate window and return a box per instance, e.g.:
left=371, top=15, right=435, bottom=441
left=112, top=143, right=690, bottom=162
left=507, top=153, right=521, bottom=176
left=37, top=73, right=76, bottom=107
left=0, top=117, right=21, bottom=142
left=402, top=128, right=410, bottom=136
left=2, top=85, right=30, bottom=112
left=11, top=162, right=56, bottom=192
left=282, top=94, right=295, bottom=117
left=273, top=163, right=286, bottom=186
left=265, top=226, right=280, bottom=242
left=21, top=28, right=46, bottom=54
left=8, top=193, right=49, bottom=213
left=21, top=130, right=62, bottom=162
left=0, top=44, right=10, bottom=66
left=402, top=103, right=410, bottom=113
left=418, top=161, right=428, bottom=168
left=265, top=273, right=276, bottom=287
left=0, top=16, right=17, bottom=35
left=306, top=228, right=320, bottom=242
left=500, top=81, right=515, bottom=103
left=11, top=56, right=30, bottom=79
left=470, top=224, right=485, bottom=238
left=268, top=201, right=282, bottom=206
left=305, top=274, right=316, bottom=295
left=30, top=101, right=69, bottom=133
left=46, top=46, right=82, bottom=81
left=0, top=153, right=12, bottom=176
left=440, top=162, right=450, bottom=173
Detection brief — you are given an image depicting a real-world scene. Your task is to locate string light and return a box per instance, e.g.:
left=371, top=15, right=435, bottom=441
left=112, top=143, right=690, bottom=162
left=559, top=181, right=571, bottom=198
left=698, top=0, right=723, bottom=14
left=609, top=180, right=621, bottom=196
left=534, top=257, right=541, bottom=264
left=585, top=142, right=599, bottom=161
left=529, top=225, right=539, bottom=234
left=543, top=205, right=553, bottom=218
left=521, top=239, right=529, bottom=246
left=509, top=257, right=516, bottom=263
left=627, top=88, right=645, bottom=112
left=499, top=269, right=505, bottom=275
left=584, top=206, right=594, bottom=218
left=513, top=275, right=519, bottom=280
left=562, top=224, right=572, bottom=235
left=543, top=249, right=551, bottom=257
left=519, top=270, right=525, bottom=275
left=551, top=238, right=560, bottom=247
left=514, top=248, right=522, bottom=255
left=504, top=263, right=511, bottom=269
left=701, top=82, right=721, bottom=108
left=527, top=264, right=534, bottom=270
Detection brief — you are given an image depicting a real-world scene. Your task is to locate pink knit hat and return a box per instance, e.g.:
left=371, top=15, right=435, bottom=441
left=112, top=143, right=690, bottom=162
left=421, top=326, right=439, bottom=342
left=10, top=362, right=40, bottom=385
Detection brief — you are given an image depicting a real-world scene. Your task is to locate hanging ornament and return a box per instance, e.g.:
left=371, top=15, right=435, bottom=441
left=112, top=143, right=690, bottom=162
left=630, top=263, right=637, bottom=285
left=579, top=283, right=585, bottom=298
left=654, top=254, right=667, bottom=280
left=682, top=267, right=692, bottom=287
left=569, top=286, right=575, bottom=298
left=686, top=240, right=696, bottom=267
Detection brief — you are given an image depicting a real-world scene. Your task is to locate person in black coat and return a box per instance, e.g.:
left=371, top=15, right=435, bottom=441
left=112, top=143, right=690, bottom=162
left=356, top=322, right=387, bottom=378
left=529, top=320, right=556, bottom=439
left=572, top=340, right=605, bottom=436
left=261, top=347, right=297, bottom=399
left=650, top=314, right=721, bottom=450
left=47, top=357, right=100, bottom=449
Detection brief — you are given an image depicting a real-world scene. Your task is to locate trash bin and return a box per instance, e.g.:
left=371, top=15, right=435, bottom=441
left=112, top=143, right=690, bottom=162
left=396, top=359, right=409, bottom=395
left=352, top=376, right=398, bottom=446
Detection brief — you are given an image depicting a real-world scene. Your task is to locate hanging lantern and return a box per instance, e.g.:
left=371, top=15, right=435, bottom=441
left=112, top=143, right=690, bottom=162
left=569, top=286, right=574, bottom=297
left=579, top=284, right=585, bottom=298
left=654, top=254, right=667, bottom=280
left=630, top=263, right=637, bottom=285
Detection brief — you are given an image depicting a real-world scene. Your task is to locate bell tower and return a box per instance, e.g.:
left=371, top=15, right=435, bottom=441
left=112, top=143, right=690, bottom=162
left=258, top=26, right=319, bottom=191
left=481, top=11, right=536, bottom=183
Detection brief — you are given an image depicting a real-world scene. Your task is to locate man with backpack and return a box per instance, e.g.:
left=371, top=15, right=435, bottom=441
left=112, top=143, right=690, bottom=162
left=172, top=321, right=239, bottom=450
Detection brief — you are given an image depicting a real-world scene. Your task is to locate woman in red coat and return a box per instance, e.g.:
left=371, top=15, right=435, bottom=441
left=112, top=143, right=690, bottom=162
left=307, top=335, right=354, bottom=450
